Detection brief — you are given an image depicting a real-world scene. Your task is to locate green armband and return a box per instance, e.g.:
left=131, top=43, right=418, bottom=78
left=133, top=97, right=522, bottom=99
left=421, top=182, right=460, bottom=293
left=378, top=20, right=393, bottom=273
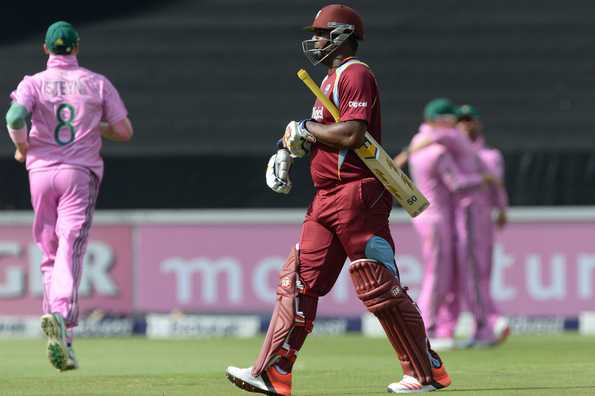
left=5, top=103, right=29, bottom=129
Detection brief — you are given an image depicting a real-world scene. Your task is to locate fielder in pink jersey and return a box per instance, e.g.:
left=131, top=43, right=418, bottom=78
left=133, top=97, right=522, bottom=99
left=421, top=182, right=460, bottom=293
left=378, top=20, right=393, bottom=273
left=451, top=104, right=510, bottom=347
left=407, top=99, right=491, bottom=351
left=5, top=21, right=133, bottom=371
left=227, top=5, right=450, bottom=395
left=397, top=98, right=504, bottom=348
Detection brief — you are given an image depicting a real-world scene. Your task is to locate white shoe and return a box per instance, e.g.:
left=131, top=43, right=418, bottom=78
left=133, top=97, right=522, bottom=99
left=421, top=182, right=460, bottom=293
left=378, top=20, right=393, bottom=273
left=387, top=375, right=442, bottom=393
left=226, top=365, right=292, bottom=395
left=493, top=317, right=511, bottom=345
left=63, top=345, right=79, bottom=371
left=40, top=313, right=68, bottom=371
left=226, top=366, right=271, bottom=394
left=475, top=317, right=511, bottom=348
left=428, top=337, right=454, bottom=352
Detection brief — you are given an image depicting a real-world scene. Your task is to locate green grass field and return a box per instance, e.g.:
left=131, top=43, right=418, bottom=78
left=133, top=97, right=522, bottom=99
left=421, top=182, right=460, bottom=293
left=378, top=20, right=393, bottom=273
left=1, top=334, right=594, bottom=395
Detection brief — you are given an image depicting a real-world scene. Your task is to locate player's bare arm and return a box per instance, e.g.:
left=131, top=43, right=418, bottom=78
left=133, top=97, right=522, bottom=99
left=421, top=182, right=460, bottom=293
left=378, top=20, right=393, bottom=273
left=100, top=117, right=134, bottom=142
left=393, top=136, right=444, bottom=169
left=304, top=119, right=366, bottom=149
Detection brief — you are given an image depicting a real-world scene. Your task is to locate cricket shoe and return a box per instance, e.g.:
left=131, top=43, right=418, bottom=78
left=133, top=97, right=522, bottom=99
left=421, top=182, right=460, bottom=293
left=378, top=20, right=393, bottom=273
left=40, top=313, right=68, bottom=371
left=62, top=345, right=79, bottom=371
left=226, top=365, right=291, bottom=396
left=475, top=317, right=511, bottom=348
left=387, top=356, right=451, bottom=393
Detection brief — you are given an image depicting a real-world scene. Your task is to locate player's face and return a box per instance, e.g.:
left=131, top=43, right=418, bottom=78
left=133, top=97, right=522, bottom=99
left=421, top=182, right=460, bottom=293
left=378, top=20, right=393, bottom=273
left=457, top=118, right=481, bottom=140
left=313, top=29, right=331, bottom=49
left=302, top=29, right=334, bottom=66
left=434, top=115, right=457, bottom=129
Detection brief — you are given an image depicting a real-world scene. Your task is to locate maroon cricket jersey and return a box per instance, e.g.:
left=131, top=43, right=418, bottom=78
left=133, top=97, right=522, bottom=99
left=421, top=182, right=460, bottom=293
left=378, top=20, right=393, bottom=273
left=309, top=57, right=381, bottom=188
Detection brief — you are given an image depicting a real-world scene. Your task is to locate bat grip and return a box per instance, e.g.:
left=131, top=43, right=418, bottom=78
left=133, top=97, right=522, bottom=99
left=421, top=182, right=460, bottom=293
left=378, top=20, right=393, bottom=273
left=297, top=69, right=340, bottom=122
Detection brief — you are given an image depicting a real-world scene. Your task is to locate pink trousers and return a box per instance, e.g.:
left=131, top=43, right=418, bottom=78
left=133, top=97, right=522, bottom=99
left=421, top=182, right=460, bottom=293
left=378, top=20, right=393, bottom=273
left=437, top=199, right=502, bottom=340
left=414, top=214, right=456, bottom=338
left=29, top=166, right=100, bottom=331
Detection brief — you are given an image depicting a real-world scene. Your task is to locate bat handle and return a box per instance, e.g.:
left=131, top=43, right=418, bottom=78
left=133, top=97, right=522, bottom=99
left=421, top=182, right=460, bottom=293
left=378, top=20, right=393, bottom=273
left=297, top=69, right=310, bottom=81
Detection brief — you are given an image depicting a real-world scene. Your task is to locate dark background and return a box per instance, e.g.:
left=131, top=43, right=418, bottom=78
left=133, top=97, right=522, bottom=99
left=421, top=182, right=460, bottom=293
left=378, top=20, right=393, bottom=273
left=1, top=0, right=594, bottom=209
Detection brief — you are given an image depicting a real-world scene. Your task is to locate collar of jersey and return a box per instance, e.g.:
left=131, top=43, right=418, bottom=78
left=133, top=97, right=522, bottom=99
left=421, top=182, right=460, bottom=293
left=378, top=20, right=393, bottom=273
left=47, top=54, right=79, bottom=69
left=327, top=56, right=358, bottom=76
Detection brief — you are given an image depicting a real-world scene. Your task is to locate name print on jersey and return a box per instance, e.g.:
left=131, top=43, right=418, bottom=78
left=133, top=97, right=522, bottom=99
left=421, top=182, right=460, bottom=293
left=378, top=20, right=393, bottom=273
left=43, top=80, right=87, bottom=97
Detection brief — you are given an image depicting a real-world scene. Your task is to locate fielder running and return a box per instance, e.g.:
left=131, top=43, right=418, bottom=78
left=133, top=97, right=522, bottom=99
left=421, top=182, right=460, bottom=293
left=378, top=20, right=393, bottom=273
left=226, top=5, right=451, bottom=395
left=5, top=21, right=133, bottom=371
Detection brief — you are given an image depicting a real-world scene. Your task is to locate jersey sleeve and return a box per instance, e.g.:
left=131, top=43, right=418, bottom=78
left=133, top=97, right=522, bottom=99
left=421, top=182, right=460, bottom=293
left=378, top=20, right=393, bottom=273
left=432, top=133, right=467, bottom=157
left=101, top=77, right=128, bottom=125
left=490, top=149, right=505, bottom=180
left=436, top=151, right=483, bottom=193
left=10, top=76, right=37, bottom=113
left=489, top=150, right=509, bottom=209
left=338, top=65, right=377, bottom=125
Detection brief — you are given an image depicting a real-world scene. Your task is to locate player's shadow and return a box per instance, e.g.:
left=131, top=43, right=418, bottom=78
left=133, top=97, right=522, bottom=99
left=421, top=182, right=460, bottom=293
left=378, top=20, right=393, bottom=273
left=451, top=385, right=595, bottom=393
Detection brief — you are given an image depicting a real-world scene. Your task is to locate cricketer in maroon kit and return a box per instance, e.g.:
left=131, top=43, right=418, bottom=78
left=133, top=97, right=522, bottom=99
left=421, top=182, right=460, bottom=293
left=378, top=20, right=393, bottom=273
left=226, top=5, right=451, bottom=395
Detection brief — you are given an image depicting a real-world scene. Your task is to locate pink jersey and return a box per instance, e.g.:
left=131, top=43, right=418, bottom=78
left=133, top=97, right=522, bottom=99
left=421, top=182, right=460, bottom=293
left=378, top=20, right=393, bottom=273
left=409, top=130, right=483, bottom=221
left=409, top=128, right=482, bottom=337
left=475, top=137, right=508, bottom=210
left=10, top=55, right=127, bottom=179
left=416, top=123, right=485, bottom=177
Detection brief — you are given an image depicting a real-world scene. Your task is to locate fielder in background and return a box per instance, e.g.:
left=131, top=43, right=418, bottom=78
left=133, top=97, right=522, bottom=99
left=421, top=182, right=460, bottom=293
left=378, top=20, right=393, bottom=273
left=396, top=99, right=510, bottom=349
left=227, top=4, right=451, bottom=395
left=5, top=21, right=133, bottom=371
left=451, top=104, right=510, bottom=347
left=407, top=100, right=491, bottom=351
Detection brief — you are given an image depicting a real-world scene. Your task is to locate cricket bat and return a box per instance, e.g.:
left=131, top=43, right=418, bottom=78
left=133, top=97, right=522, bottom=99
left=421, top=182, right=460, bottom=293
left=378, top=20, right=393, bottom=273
left=297, top=69, right=429, bottom=217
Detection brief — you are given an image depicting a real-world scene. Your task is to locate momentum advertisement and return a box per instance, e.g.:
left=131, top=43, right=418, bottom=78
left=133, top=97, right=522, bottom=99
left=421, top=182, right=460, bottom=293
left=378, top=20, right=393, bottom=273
left=1, top=209, right=594, bottom=317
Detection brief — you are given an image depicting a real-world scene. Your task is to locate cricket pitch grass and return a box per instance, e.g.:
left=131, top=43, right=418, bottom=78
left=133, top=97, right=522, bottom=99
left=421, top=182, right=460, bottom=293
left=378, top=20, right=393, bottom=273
left=1, top=334, right=594, bottom=395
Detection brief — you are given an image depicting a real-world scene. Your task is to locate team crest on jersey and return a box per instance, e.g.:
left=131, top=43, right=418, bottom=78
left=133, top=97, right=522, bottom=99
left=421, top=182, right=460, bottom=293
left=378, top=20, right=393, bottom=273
left=280, top=277, right=291, bottom=288
left=311, top=106, right=324, bottom=121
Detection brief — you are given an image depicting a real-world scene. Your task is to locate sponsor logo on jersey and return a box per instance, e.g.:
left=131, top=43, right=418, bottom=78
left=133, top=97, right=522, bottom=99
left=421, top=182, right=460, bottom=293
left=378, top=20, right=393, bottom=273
left=312, top=106, right=324, bottom=121
left=348, top=101, right=368, bottom=108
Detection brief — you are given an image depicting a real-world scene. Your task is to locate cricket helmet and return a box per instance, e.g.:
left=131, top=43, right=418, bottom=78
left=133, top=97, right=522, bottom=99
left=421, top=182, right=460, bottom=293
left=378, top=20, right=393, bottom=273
left=302, top=4, right=364, bottom=65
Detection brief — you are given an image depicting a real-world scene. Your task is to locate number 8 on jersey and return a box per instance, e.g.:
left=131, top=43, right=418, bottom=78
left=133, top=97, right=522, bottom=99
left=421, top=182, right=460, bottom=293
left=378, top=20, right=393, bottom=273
left=54, top=103, right=76, bottom=146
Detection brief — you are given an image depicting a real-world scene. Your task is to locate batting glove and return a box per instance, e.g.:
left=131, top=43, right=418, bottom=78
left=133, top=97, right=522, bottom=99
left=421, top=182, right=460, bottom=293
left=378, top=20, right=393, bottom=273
left=283, top=119, right=316, bottom=158
left=266, top=148, right=293, bottom=194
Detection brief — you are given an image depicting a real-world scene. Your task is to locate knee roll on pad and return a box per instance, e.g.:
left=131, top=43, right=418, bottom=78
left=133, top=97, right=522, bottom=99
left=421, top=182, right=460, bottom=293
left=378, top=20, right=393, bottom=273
left=349, top=259, right=433, bottom=384
left=364, top=236, right=399, bottom=277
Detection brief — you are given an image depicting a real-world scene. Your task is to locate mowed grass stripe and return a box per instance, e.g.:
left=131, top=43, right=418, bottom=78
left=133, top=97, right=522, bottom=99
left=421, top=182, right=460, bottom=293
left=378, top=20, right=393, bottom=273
left=1, top=334, right=594, bottom=395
